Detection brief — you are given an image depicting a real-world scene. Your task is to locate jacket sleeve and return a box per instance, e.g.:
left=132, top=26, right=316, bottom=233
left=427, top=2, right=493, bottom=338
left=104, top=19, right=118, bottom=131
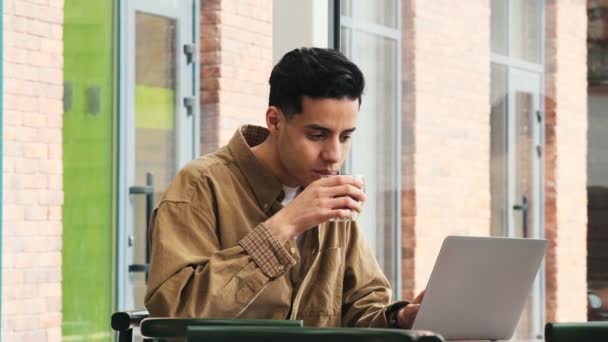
left=144, top=187, right=295, bottom=318
left=340, top=222, right=409, bottom=327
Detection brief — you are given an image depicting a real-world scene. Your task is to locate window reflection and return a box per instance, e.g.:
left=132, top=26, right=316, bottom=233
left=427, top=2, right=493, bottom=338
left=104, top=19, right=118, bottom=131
left=340, top=1, right=401, bottom=289
left=490, top=63, right=508, bottom=237
left=587, top=0, right=608, bottom=322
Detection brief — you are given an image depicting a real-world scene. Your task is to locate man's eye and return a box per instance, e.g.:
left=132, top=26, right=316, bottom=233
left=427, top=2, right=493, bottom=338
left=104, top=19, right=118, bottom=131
left=340, top=135, right=352, bottom=142
left=308, top=134, right=325, bottom=140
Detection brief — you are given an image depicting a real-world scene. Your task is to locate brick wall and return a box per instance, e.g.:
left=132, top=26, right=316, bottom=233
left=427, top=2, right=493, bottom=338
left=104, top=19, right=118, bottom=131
left=200, top=0, right=273, bottom=154
left=2, top=0, right=64, bottom=341
left=402, top=0, right=491, bottom=295
left=544, top=0, right=588, bottom=322
left=401, top=0, right=416, bottom=300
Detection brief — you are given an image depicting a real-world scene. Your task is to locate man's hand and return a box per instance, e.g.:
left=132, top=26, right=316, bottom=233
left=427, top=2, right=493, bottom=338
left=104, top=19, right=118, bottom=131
left=264, top=175, right=366, bottom=243
left=397, top=289, right=426, bottom=329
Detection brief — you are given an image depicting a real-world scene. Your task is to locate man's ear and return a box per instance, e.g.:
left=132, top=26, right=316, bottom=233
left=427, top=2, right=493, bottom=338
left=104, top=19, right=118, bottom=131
left=266, top=106, right=284, bottom=136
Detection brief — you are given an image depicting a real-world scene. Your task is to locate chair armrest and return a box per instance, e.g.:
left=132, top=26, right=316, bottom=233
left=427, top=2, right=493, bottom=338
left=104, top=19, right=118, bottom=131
left=111, top=309, right=150, bottom=331
left=140, top=318, right=303, bottom=339
left=185, top=326, right=444, bottom=342
left=545, top=322, right=608, bottom=342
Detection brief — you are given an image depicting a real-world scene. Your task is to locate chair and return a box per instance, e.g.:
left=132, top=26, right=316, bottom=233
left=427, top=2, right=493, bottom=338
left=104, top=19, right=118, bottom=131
left=113, top=311, right=445, bottom=342
left=184, top=325, right=444, bottom=342
left=140, top=317, right=303, bottom=340
left=545, top=322, right=608, bottom=342
left=112, top=310, right=304, bottom=341
left=111, top=310, right=150, bottom=342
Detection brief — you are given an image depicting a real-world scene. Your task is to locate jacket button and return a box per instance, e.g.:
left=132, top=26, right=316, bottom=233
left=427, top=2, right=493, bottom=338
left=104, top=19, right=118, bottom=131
left=290, top=247, right=296, bottom=254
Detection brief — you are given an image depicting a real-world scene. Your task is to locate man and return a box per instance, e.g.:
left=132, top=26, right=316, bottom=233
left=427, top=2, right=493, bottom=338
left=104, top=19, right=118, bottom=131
left=145, top=47, right=422, bottom=328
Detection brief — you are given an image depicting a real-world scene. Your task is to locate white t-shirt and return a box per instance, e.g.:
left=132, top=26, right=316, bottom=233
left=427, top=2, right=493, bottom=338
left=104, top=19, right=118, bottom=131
left=280, top=184, right=304, bottom=251
left=280, top=184, right=299, bottom=207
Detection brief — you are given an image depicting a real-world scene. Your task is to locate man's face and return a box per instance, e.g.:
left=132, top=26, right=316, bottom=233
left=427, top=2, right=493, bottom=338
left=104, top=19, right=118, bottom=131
left=271, top=96, right=359, bottom=187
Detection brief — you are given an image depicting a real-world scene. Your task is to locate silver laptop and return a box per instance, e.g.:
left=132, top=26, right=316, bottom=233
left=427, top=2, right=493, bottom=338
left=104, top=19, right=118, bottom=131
left=411, top=236, right=547, bottom=341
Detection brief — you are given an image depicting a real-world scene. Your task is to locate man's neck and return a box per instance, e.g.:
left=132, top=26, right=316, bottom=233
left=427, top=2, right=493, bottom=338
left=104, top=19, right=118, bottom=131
left=251, top=139, right=296, bottom=187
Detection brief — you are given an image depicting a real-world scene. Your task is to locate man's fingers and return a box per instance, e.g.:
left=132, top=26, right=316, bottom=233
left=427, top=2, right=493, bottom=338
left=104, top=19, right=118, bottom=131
left=413, top=289, right=426, bottom=304
left=328, top=209, right=352, bottom=222
left=324, top=184, right=366, bottom=202
left=283, top=175, right=366, bottom=231
left=398, top=304, right=420, bottom=329
left=326, top=196, right=364, bottom=213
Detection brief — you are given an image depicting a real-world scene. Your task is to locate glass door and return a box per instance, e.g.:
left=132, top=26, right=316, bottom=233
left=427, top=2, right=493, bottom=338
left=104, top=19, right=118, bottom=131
left=508, top=68, right=544, bottom=339
left=117, top=0, right=198, bottom=311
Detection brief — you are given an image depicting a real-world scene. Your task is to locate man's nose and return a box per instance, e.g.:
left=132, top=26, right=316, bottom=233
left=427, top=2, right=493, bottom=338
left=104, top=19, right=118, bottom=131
left=321, top=138, right=341, bottom=164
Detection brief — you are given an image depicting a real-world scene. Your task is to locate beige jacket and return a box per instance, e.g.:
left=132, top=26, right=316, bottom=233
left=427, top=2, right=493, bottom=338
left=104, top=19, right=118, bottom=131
left=145, top=125, right=407, bottom=327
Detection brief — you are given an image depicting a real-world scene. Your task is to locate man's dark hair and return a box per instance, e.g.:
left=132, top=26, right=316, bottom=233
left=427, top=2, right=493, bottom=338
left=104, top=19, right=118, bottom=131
left=269, top=47, right=365, bottom=119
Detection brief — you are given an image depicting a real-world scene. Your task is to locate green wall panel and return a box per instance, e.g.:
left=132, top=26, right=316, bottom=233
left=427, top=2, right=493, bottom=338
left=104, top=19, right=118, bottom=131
left=135, top=86, right=175, bottom=130
left=62, top=0, right=114, bottom=341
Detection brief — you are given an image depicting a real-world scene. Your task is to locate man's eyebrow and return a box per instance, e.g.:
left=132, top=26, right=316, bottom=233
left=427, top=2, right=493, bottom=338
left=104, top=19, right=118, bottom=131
left=305, top=124, right=330, bottom=132
left=305, top=124, right=357, bottom=134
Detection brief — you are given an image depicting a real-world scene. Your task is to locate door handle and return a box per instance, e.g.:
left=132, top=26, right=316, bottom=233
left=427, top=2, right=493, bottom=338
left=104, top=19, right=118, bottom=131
left=513, top=196, right=528, bottom=238
left=183, top=96, right=195, bottom=116
left=183, top=43, right=196, bottom=64
left=128, top=172, right=154, bottom=281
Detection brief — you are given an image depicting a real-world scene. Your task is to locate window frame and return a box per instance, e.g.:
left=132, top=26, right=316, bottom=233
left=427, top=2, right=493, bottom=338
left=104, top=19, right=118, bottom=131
left=335, top=0, right=403, bottom=298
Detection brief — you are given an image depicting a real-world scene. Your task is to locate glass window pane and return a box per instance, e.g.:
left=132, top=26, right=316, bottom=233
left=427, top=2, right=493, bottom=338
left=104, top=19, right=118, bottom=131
left=340, top=27, right=351, bottom=57
left=350, top=32, right=399, bottom=284
left=512, top=0, right=542, bottom=63
left=133, top=12, right=178, bottom=309
left=491, top=0, right=508, bottom=55
left=353, top=0, right=398, bottom=28
left=340, top=0, right=352, bottom=17
left=513, top=91, right=537, bottom=339
left=587, top=94, right=608, bottom=319
left=588, top=42, right=608, bottom=84
left=490, top=63, right=508, bottom=237
left=588, top=95, right=608, bottom=199
left=514, top=91, right=535, bottom=240
left=62, top=0, right=114, bottom=340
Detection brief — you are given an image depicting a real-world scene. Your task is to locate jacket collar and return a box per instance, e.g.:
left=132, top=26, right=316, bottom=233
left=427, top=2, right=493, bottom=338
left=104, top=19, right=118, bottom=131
left=228, top=125, right=284, bottom=212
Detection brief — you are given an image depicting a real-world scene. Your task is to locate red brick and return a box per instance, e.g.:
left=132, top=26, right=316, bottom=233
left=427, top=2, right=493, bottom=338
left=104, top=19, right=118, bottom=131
left=24, top=206, right=48, bottom=221
left=23, top=142, right=48, bottom=158
left=15, top=159, right=39, bottom=174
left=39, top=312, right=61, bottom=329
left=544, top=0, right=587, bottom=321
left=3, top=269, right=25, bottom=285
left=44, top=296, right=62, bottom=313
left=4, top=2, right=64, bottom=338
left=26, top=20, right=51, bottom=38
left=14, top=1, right=40, bottom=19
left=41, top=7, right=63, bottom=24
